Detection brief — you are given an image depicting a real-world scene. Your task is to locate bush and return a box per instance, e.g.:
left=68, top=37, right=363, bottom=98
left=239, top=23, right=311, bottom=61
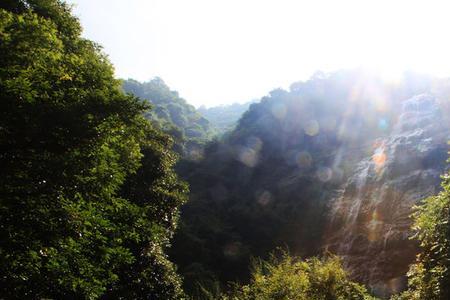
left=223, top=252, right=376, bottom=300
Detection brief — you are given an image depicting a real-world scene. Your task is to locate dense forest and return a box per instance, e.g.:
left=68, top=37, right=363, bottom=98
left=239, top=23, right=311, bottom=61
left=1, top=1, right=449, bottom=300
left=122, top=78, right=214, bottom=158
left=0, top=1, right=187, bottom=298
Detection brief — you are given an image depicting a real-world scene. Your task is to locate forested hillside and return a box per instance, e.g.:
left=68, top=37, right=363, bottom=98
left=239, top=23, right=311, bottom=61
left=1, top=1, right=450, bottom=300
left=170, top=70, right=450, bottom=298
left=122, top=78, right=214, bottom=158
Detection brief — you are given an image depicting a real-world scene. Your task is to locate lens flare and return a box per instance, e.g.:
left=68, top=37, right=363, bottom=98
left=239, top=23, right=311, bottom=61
left=372, top=146, right=387, bottom=172
left=296, top=151, right=313, bottom=168
left=304, top=120, right=320, bottom=136
left=367, top=210, right=384, bottom=242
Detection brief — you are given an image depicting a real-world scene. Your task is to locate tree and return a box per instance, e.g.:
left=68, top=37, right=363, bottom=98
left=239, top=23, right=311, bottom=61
left=0, top=1, right=186, bottom=298
left=224, top=252, right=376, bottom=300
left=394, top=158, right=450, bottom=300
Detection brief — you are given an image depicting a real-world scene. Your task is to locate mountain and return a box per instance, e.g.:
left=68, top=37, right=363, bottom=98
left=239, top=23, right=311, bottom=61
left=170, top=70, right=450, bottom=297
left=325, top=94, right=450, bottom=297
left=3, top=0, right=450, bottom=298
left=122, top=78, right=214, bottom=157
left=198, top=101, right=256, bottom=134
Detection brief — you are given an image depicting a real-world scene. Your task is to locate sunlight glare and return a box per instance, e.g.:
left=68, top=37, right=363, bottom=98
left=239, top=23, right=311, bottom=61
left=69, top=0, right=450, bottom=106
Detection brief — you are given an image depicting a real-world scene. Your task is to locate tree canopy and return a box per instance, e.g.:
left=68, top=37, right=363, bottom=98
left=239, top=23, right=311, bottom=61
left=1, top=2, right=449, bottom=299
left=0, top=1, right=187, bottom=298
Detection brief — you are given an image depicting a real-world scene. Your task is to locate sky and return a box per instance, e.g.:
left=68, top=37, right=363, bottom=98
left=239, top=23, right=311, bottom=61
left=68, top=0, right=450, bottom=107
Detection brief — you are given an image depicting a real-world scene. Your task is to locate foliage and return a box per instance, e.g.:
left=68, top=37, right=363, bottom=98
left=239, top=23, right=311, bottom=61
left=2, top=1, right=449, bottom=298
left=0, top=1, right=186, bottom=298
left=223, top=253, right=376, bottom=300
left=393, top=159, right=450, bottom=300
left=122, top=78, right=214, bottom=157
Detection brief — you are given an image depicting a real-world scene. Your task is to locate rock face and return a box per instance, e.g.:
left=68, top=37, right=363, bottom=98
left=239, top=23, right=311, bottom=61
left=324, top=94, right=450, bottom=298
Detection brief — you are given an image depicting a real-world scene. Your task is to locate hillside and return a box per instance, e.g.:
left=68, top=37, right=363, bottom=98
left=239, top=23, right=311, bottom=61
left=170, top=70, right=450, bottom=297
left=122, top=78, right=214, bottom=157
left=2, top=1, right=450, bottom=299
left=198, top=101, right=256, bottom=134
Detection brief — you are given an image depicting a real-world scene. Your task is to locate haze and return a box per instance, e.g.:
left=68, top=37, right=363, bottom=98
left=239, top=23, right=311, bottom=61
left=68, top=0, right=450, bottom=107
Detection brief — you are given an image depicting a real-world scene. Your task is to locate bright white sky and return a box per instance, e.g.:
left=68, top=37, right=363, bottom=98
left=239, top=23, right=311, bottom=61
left=68, top=0, right=450, bottom=107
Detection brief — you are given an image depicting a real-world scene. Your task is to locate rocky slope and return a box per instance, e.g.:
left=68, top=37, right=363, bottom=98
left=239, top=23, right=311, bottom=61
left=324, top=94, right=450, bottom=297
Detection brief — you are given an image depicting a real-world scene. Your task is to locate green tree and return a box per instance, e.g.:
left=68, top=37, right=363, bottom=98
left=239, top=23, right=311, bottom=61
left=394, top=158, right=450, bottom=300
left=122, top=78, right=213, bottom=157
left=0, top=1, right=186, bottom=298
left=224, top=253, right=376, bottom=300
